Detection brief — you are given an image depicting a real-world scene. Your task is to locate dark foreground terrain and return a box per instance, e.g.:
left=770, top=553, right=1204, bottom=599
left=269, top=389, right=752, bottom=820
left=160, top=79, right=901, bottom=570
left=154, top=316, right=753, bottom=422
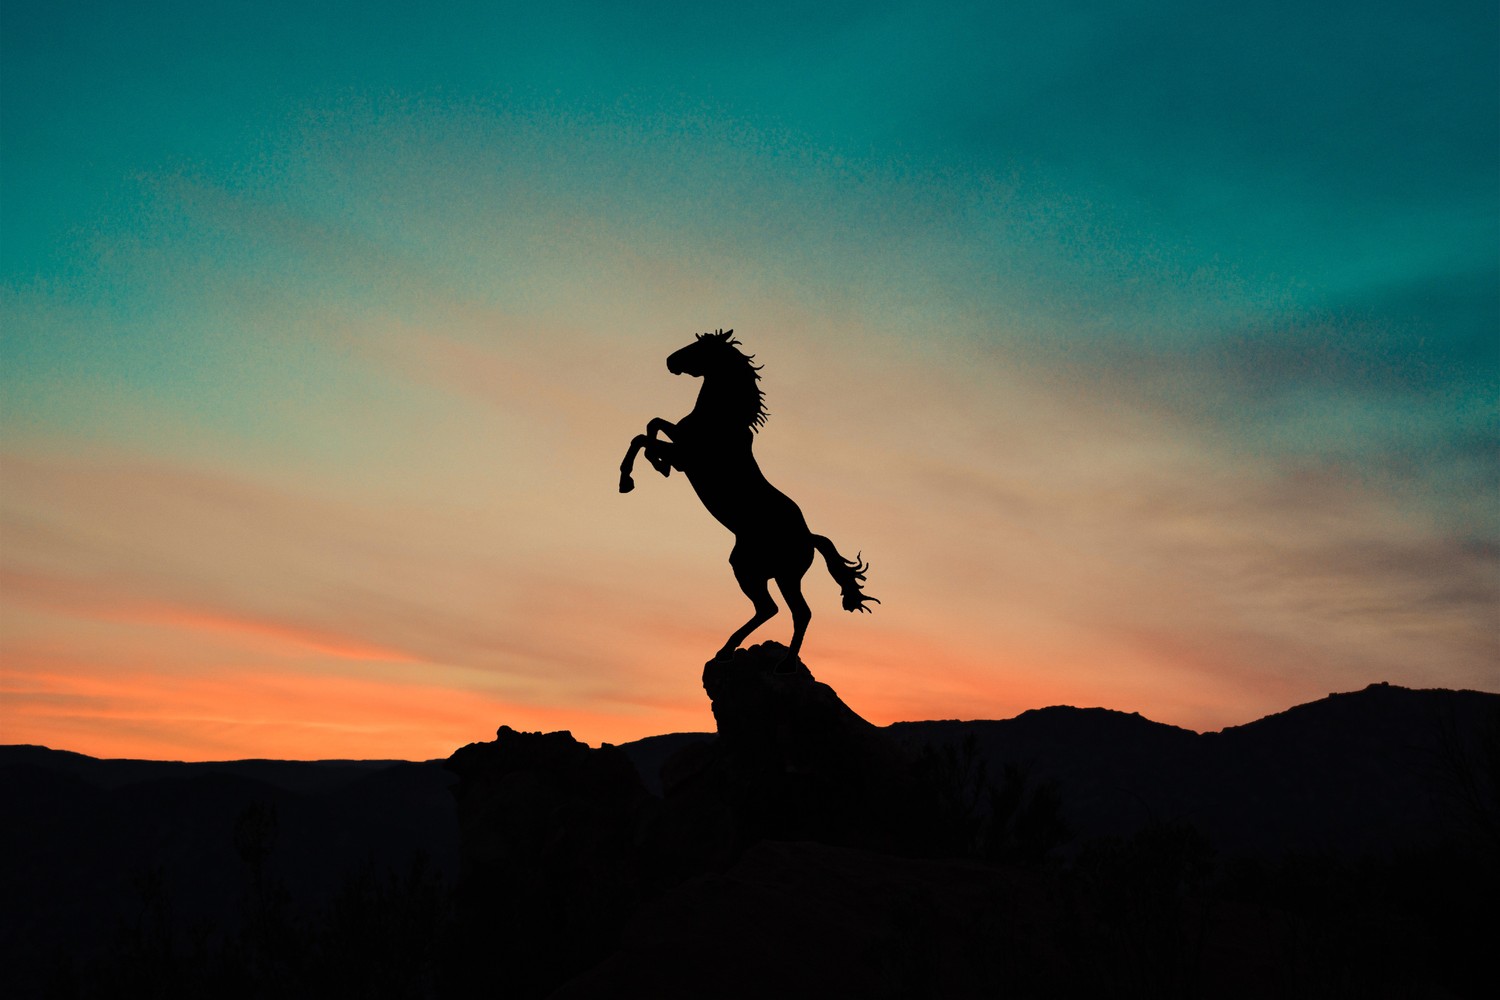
left=3, top=648, right=1495, bottom=998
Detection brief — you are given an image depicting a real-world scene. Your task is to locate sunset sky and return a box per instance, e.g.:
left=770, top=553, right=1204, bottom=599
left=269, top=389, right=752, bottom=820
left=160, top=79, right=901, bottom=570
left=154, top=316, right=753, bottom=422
left=3, top=1, right=1496, bottom=761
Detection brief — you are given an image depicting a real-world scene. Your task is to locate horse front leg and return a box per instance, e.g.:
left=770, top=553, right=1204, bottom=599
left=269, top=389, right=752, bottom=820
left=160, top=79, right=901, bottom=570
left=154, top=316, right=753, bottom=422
left=644, top=418, right=677, bottom=477
left=619, top=435, right=677, bottom=493
left=619, top=434, right=649, bottom=493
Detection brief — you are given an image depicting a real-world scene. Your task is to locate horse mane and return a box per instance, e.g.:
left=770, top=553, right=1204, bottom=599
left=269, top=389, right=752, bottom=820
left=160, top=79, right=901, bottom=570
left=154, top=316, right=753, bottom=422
left=696, top=329, right=769, bottom=431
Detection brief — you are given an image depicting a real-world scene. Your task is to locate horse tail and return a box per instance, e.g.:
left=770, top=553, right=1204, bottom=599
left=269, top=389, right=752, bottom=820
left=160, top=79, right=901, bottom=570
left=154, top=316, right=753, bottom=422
left=811, top=534, right=880, bottom=613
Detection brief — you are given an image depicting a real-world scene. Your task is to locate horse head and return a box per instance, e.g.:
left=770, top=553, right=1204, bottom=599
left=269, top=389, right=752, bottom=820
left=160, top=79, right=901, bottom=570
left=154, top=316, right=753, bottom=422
left=667, top=329, right=740, bottom=377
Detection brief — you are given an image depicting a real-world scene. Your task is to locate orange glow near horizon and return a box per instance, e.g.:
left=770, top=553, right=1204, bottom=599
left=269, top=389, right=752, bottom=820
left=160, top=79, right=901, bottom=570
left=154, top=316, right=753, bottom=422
left=1, top=657, right=716, bottom=762
left=0, top=564, right=1138, bottom=760
left=0, top=581, right=712, bottom=759
left=1, top=583, right=1311, bottom=762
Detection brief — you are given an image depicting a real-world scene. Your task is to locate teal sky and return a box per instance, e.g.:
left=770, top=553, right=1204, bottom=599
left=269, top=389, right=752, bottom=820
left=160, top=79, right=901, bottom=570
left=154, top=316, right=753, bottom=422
left=3, top=1, right=1496, bottom=758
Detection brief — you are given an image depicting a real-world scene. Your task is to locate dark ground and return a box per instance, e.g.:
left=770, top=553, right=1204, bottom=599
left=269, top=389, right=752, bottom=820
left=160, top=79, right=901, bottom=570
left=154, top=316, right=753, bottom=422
left=4, top=651, right=1495, bottom=998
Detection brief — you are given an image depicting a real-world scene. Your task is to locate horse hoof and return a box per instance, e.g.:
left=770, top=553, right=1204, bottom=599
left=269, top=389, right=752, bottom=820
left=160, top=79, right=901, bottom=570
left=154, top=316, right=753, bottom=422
left=619, top=476, right=635, bottom=493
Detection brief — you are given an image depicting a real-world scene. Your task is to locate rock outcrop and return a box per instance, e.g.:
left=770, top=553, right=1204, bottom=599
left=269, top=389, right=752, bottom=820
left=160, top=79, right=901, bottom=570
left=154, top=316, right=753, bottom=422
left=659, top=643, right=938, bottom=864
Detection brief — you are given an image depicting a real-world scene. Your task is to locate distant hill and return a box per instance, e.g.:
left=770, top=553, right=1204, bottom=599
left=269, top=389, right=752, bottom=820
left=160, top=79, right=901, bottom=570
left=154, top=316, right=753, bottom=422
left=888, top=682, right=1500, bottom=856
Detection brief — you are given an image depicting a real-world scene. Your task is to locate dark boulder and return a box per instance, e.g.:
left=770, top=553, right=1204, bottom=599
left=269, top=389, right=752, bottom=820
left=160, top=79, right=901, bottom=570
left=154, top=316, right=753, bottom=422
left=657, top=642, right=935, bottom=865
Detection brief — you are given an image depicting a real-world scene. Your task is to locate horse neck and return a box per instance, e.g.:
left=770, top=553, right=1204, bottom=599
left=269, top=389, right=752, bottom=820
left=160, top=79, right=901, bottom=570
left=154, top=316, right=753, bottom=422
left=691, top=368, right=757, bottom=429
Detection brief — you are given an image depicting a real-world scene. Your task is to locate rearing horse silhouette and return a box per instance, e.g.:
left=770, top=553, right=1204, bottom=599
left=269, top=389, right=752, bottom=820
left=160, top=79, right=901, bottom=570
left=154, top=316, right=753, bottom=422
left=619, top=330, right=877, bottom=665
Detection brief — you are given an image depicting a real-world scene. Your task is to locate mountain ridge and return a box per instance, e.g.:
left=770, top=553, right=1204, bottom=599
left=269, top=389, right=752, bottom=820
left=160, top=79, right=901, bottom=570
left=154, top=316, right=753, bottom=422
left=9, top=678, right=1487, bottom=769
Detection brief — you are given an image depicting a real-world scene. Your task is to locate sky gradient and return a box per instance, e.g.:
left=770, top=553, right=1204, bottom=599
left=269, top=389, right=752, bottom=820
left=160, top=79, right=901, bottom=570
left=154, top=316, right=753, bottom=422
left=3, top=1, right=1496, bottom=760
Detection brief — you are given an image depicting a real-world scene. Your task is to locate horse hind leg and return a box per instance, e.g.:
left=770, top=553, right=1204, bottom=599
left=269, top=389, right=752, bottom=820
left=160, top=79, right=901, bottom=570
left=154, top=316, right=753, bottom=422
left=775, top=571, right=812, bottom=671
left=717, top=571, right=778, bottom=661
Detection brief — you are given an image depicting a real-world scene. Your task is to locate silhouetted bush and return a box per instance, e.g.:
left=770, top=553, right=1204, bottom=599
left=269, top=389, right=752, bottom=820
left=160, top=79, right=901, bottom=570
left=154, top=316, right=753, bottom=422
left=45, top=801, right=453, bottom=999
left=914, top=734, right=1070, bottom=864
left=1057, top=821, right=1216, bottom=999
left=1433, top=704, right=1500, bottom=855
left=1215, top=846, right=1497, bottom=1000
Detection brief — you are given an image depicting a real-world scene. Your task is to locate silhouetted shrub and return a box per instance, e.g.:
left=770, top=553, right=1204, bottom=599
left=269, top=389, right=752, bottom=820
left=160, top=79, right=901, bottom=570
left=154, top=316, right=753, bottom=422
left=1215, top=846, right=1497, bottom=1000
left=51, top=801, right=453, bottom=999
left=913, top=735, right=1070, bottom=864
left=1433, top=704, right=1500, bottom=855
left=1059, top=821, right=1216, bottom=999
left=304, top=854, right=449, bottom=1000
